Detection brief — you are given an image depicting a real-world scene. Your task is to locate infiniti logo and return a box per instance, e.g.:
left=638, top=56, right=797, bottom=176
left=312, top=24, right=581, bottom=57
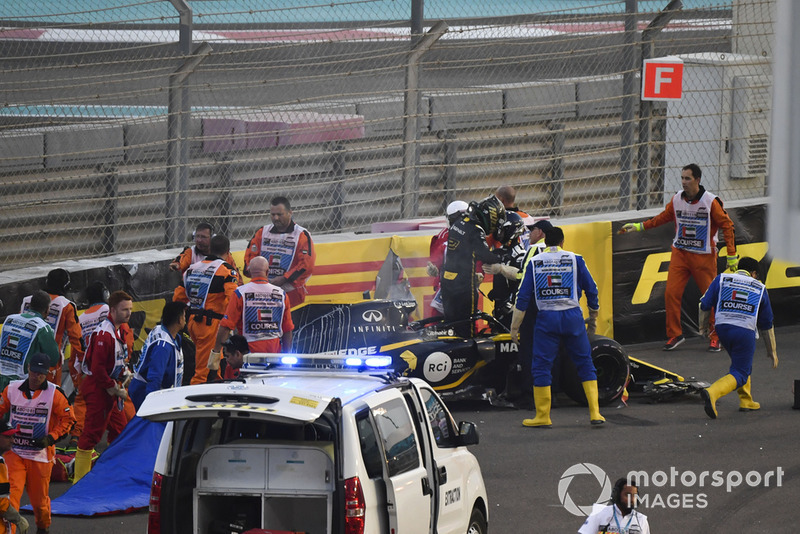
left=362, top=310, right=383, bottom=323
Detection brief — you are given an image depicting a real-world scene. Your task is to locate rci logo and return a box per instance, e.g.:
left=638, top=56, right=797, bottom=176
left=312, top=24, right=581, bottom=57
left=423, top=352, right=452, bottom=383
left=362, top=310, right=383, bottom=323
left=558, top=463, right=612, bottom=517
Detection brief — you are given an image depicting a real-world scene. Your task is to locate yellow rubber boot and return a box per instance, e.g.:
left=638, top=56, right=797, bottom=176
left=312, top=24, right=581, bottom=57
left=700, top=374, right=738, bottom=419
left=737, top=377, right=760, bottom=411
left=522, top=386, right=552, bottom=428
left=582, top=380, right=605, bottom=425
left=73, top=447, right=93, bottom=484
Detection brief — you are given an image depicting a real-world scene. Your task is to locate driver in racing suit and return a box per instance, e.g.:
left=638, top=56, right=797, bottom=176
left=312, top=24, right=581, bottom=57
left=484, top=211, right=527, bottom=330
left=440, top=195, right=505, bottom=338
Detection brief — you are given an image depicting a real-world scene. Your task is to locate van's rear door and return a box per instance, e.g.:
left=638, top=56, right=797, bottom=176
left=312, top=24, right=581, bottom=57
left=138, top=381, right=333, bottom=423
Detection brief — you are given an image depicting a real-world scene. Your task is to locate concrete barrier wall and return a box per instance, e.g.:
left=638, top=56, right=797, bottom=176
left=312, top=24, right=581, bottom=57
left=0, top=219, right=611, bottom=352
left=3, top=201, right=798, bottom=350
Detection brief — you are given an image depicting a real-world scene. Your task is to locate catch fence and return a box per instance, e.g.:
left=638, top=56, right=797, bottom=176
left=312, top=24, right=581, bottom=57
left=0, top=0, right=774, bottom=269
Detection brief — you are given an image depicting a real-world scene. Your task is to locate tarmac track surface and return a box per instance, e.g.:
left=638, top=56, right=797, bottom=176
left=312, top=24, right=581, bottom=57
left=38, top=324, right=799, bottom=534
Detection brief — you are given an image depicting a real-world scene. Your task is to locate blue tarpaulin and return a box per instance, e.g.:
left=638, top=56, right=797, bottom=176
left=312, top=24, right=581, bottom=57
left=42, top=416, right=166, bottom=516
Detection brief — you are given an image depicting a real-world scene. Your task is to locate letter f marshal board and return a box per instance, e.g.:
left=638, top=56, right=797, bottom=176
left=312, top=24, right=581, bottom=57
left=642, top=57, right=684, bottom=101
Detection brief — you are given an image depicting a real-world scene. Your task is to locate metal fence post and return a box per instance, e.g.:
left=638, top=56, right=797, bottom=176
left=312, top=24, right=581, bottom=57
left=165, top=42, right=212, bottom=245
left=619, top=0, right=638, bottom=211
left=169, top=0, right=193, bottom=244
left=330, top=144, right=346, bottom=231
left=401, top=20, right=448, bottom=219
left=636, top=0, right=682, bottom=210
left=442, top=133, right=458, bottom=210
left=549, top=124, right=565, bottom=215
left=217, top=158, right=233, bottom=238
left=636, top=45, right=654, bottom=211
left=100, top=164, right=118, bottom=254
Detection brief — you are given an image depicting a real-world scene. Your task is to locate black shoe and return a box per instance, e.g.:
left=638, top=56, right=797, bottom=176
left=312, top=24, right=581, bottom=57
left=37, top=528, right=50, bottom=534
left=663, top=335, right=685, bottom=351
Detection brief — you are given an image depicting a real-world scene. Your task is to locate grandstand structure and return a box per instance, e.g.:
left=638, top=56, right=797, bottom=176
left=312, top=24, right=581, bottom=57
left=0, top=0, right=774, bottom=269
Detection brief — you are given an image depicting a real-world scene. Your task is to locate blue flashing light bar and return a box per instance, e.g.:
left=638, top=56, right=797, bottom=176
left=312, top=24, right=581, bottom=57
left=365, top=356, right=393, bottom=367
left=243, top=352, right=394, bottom=370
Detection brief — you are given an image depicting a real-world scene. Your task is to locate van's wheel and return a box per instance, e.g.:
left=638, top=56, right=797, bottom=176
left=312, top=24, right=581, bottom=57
left=560, top=334, right=630, bottom=406
left=467, top=507, right=487, bottom=534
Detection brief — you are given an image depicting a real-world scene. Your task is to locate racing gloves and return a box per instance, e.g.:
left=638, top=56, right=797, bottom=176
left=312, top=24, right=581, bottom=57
left=32, top=434, right=55, bottom=449
left=698, top=304, right=712, bottom=338
left=426, top=261, right=439, bottom=278
left=760, top=327, right=779, bottom=368
left=483, top=263, right=519, bottom=281
left=619, top=222, right=644, bottom=234
left=586, top=308, right=599, bottom=336
left=727, top=254, right=739, bottom=272
left=208, top=349, right=222, bottom=371
left=3, top=506, right=29, bottom=534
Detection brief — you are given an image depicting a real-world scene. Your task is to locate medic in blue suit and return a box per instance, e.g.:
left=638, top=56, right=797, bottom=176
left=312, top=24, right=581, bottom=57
left=510, top=227, right=603, bottom=428
left=698, top=256, right=778, bottom=419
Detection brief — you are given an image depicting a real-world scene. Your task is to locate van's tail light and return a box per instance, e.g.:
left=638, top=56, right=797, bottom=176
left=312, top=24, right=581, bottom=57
left=344, top=476, right=366, bottom=534
left=148, top=472, right=163, bottom=534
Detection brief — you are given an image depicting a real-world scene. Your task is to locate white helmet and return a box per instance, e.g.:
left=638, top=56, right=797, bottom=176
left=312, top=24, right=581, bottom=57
left=446, top=200, right=469, bottom=216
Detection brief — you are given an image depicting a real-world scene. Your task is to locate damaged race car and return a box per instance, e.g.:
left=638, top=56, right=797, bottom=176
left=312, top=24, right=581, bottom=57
left=290, top=299, right=645, bottom=407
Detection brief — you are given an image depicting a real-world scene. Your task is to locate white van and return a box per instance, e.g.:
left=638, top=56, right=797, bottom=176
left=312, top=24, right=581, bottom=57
left=138, top=354, right=489, bottom=534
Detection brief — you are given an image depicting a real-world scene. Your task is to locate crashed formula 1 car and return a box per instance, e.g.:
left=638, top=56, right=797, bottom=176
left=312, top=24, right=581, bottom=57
left=290, top=299, right=645, bottom=406
left=290, top=299, right=707, bottom=406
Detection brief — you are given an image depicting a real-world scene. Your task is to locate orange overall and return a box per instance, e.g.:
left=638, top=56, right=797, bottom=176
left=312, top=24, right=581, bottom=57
left=220, top=277, right=294, bottom=354
left=0, top=455, right=10, bottom=534
left=173, top=246, right=243, bottom=285
left=174, top=257, right=239, bottom=384
left=0, top=380, right=75, bottom=531
left=50, top=295, right=84, bottom=387
left=244, top=222, right=315, bottom=308
left=644, top=188, right=736, bottom=339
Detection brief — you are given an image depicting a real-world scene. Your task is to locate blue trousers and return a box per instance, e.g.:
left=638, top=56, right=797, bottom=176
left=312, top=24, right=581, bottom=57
left=532, top=308, right=596, bottom=387
left=715, top=323, right=755, bottom=387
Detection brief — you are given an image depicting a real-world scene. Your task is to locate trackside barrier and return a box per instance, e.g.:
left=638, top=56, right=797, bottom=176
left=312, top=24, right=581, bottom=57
left=1, top=203, right=798, bottom=349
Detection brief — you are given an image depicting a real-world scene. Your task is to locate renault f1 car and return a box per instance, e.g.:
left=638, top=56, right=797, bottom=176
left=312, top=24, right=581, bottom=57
left=291, top=299, right=645, bottom=406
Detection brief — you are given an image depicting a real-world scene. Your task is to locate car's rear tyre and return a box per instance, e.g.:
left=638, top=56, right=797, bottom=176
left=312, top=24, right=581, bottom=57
left=467, top=507, right=487, bottom=534
left=560, top=334, right=630, bottom=406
